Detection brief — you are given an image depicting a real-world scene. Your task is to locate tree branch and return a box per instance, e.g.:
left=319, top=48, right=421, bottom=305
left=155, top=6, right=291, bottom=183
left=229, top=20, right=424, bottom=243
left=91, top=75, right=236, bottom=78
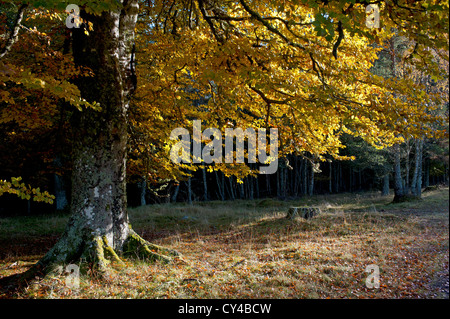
left=239, top=0, right=307, bottom=51
left=332, top=21, right=344, bottom=59
left=197, top=0, right=224, bottom=43
left=0, top=3, right=28, bottom=60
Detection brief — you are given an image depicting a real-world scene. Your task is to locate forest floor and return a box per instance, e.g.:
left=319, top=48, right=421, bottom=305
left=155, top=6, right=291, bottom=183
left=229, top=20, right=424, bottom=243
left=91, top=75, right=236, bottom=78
left=0, top=187, right=448, bottom=299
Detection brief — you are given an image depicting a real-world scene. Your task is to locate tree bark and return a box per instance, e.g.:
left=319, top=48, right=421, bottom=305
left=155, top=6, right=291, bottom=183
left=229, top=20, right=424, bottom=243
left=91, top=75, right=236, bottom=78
left=417, top=141, right=423, bottom=197
left=54, top=157, right=68, bottom=211
left=393, top=144, right=405, bottom=202
left=308, top=161, right=314, bottom=196
left=329, top=161, right=332, bottom=193
left=302, top=159, right=308, bottom=195
left=249, top=175, right=254, bottom=200
left=138, top=176, right=147, bottom=206
left=187, top=177, right=193, bottom=204
left=254, top=174, right=259, bottom=199
left=411, top=139, right=423, bottom=197
left=404, top=139, right=411, bottom=194
left=28, top=2, right=178, bottom=276
left=293, top=156, right=299, bottom=195
left=265, top=173, right=271, bottom=196
left=382, top=173, right=390, bottom=196
left=215, top=171, right=224, bottom=200
left=228, top=176, right=235, bottom=200
left=276, top=168, right=280, bottom=198
left=202, top=166, right=208, bottom=201
left=0, top=4, right=28, bottom=60
left=424, top=157, right=430, bottom=188
left=172, top=183, right=180, bottom=202
left=239, top=180, right=245, bottom=199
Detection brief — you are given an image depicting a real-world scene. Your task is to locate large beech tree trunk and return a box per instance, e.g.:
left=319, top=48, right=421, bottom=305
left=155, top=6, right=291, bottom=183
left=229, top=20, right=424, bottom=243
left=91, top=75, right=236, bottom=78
left=29, top=1, right=178, bottom=275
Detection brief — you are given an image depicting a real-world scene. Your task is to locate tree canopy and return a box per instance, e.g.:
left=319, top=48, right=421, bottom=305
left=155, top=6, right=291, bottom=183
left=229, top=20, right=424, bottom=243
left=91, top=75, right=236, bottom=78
left=1, top=1, right=448, bottom=185
left=0, top=0, right=448, bottom=274
left=126, top=0, right=449, bottom=182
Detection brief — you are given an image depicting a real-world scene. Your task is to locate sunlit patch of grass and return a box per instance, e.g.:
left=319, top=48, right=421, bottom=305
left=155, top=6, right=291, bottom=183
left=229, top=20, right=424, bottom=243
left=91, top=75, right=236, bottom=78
left=0, top=187, right=448, bottom=299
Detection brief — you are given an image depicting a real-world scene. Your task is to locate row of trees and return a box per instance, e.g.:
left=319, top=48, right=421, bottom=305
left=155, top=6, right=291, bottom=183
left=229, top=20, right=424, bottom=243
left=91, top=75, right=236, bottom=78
left=0, top=1, right=448, bottom=275
left=1, top=132, right=448, bottom=214
left=127, top=134, right=448, bottom=206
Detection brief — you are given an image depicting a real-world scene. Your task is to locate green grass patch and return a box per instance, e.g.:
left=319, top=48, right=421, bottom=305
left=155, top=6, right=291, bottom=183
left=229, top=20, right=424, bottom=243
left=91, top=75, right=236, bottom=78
left=1, top=187, right=448, bottom=299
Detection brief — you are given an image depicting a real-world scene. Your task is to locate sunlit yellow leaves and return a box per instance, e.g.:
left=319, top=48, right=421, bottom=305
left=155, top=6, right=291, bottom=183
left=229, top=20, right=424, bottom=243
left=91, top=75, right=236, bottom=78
left=127, top=0, right=447, bottom=181
left=2, top=0, right=446, bottom=185
left=0, top=177, right=55, bottom=203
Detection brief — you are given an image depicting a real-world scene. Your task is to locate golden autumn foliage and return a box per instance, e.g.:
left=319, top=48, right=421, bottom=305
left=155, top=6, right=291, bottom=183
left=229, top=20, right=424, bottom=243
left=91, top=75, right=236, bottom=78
left=128, top=0, right=449, bottom=182
left=1, top=0, right=449, bottom=189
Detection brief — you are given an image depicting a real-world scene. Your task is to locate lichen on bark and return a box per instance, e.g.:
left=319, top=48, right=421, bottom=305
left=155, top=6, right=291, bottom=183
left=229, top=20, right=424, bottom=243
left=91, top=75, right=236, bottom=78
left=25, top=223, right=180, bottom=281
left=4, top=0, right=182, bottom=285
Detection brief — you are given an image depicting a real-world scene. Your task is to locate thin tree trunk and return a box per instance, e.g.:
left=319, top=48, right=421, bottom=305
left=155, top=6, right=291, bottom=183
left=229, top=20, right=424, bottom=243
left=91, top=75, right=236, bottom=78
left=334, top=162, right=339, bottom=193
left=283, top=164, right=288, bottom=197
left=266, top=174, right=271, bottom=196
left=255, top=175, right=259, bottom=199
left=329, top=161, right=332, bottom=194
left=411, top=139, right=423, bottom=197
left=187, top=177, right=192, bottom=204
left=382, top=173, right=390, bottom=196
left=358, top=169, right=362, bottom=191
left=288, top=155, right=297, bottom=196
left=138, top=176, right=147, bottom=206
left=445, top=164, right=449, bottom=185
left=228, top=176, right=235, bottom=200
left=276, top=168, right=280, bottom=198
left=303, top=159, right=308, bottom=195
left=405, top=139, right=411, bottom=194
left=0, top=4, right=28, bottom=60
left=239, top=180, right=245, bottom=199
left=308, top=161, right=314, bottom=196
left=202, top=166, right=208, bottom=201
left=294, top=156, right=299, bottom=195
left=393, top=144, right=405, bottom=201
left=424, top=157, right=430, bottom=188
left=221, top=172, right=225, bottom=200
left=417, top=141, right=423, bottom=197
left=279, top=166, right=284, bottom=199
left=54, top=157, right=68, bottom=211
left=249, top=175, right=254, bottom=200
left=215, top=171, right=225, bottom=201
left=172, top=183, right=180, bottom=202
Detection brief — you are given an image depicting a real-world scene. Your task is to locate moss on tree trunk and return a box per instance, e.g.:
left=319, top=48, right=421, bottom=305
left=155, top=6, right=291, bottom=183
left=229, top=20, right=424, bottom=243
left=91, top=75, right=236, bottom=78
left=12, top=1, right=181, bottom=282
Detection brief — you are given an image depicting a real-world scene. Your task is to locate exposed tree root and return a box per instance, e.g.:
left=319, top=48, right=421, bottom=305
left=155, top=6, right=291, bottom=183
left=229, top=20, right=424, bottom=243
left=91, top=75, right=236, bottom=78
left=0, top=227, right=181, bottom=294
left=123, top=229, right=181, bottom=263
left=85, top=235, right=126, bottom=273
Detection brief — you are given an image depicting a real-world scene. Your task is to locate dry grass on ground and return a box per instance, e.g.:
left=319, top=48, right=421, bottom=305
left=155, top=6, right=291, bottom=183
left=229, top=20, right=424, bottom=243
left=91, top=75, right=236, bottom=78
left=0, top=187, right=448, bottom=299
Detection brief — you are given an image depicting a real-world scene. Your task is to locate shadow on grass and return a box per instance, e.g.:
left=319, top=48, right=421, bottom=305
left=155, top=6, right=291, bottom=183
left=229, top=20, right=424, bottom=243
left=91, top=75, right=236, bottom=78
left=1, top=187, right=447, bottom=297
